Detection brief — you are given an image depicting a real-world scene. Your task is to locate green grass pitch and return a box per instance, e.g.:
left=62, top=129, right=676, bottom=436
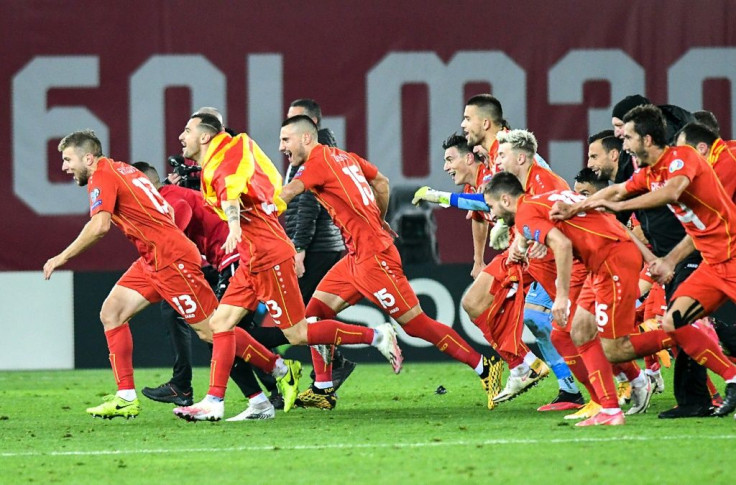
left=1, top=362, right=734, bottom=484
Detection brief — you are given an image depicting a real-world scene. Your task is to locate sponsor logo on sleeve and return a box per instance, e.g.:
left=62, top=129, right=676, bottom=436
left=294, top=166, right=305, bottom=178
left=669, top=159, right=684, bottom=173
left=522, top=225, right=533, bottom=240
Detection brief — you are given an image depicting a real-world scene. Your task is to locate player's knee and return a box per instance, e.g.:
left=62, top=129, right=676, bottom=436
left=661, top=313, right=675, bottom=333
left=282, top=321, right=308, bottom=345
left=461, top=293, right=482, bottom=320
left=99, top=308, right=123, bottom=330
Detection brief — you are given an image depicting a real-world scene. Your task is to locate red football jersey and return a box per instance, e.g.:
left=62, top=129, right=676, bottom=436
left=294, top=144, right=393, bottom=263
left=524, top=162, right=570, bottom=195
left=201, top=132, right=295, bottom=272
left=708, top=138, right=736, bottom=204
left=515, top=190, right=630, bottom=272
left=625, top=145, right=736, bottom=264
left=87, top=158, right=198, bottom=271
left=159, top=184, right=238, bottom=271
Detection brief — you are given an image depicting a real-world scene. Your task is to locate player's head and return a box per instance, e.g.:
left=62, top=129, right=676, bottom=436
left=288, top=99, right=322, bottom=128
left=461, top=94, right=509, bottom=147
left=495, top=129, right=537, bottom=177
left=131, top=161, right=161, bottom=187
left=442, top=133, right=482, bottom=186
left=279, top=115, right=320, bottom=166
left=622, top=104, right=668, bottom=164
left=611, top=94, right=650, bottom=138
left=483, top=171, right=524, bottom=226
left=192, top=107, right=224, bottom=126
left=587, top=129, right=622, bottom=181
left=692, top=110, right=720, bottom=136
left=675, top=122, right=718, bottom=157
left=179, top=113, right=223, bottom=162
left=574, top=167, right=608, bottom=197
left=58, top=129, right=104, bottom=186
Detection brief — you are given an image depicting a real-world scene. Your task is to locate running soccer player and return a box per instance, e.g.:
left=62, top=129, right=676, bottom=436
left=552, top=104, right=736, bottom=418
left=172, top=113, right=402, bottom=422
left=278, top=115, right=503, bottom=410
left=44, top=130, right=220, bottom=420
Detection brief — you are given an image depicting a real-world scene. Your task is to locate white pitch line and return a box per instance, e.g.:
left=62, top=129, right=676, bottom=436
left=1, top=434, right=735, bottom=458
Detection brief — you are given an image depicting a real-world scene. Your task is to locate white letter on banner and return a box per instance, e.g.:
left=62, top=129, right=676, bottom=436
left=12, top=56, right=109, bottom=215
left=367, top=51, right=525, bottom=192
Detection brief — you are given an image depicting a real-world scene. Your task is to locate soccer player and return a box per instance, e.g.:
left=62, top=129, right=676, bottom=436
left=133, top=161, right=285, bottom=421
left=43, top=130, right=220, bottom=420
left=552, top=104, right=736, bottom=418
left=484, top=172, right=642, bottom=426
left=573, top=167, right=608, bottom=196
left=172, top=113, right=402, bottom=422
left=278, top=115, right=503, bottom=409
left=675, top=122, right=736, bottom=203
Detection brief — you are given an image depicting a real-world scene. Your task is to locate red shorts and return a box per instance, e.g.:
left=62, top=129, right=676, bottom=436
left=316, top=245, right=419, bottom=319
left=582, top=243, right=641, bottom=339
left=118, top=256, right=218, bottom=323
left=672, top=258, right=736, bottom=314
left=220, top=257, right=305, bottom=328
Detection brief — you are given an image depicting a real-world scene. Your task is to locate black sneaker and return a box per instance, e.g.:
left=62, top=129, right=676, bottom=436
left=269, top=391, right=285, bottom=410
left=141, top=382, right=193, bottom=406
left=713, top=382, right=736, bottom=417
left=537, top=390, right=585, bottom=412
left=658, top=404, right=715, bottom=419
left=332, top=359, right=357, bottom=391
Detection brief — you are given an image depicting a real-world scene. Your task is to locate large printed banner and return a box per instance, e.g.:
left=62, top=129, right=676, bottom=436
left=2, top=1, right=735, bottom=271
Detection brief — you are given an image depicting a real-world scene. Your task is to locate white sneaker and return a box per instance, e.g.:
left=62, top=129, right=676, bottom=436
left=173, top=397, right=224, bottom=422
left=493, top=359, right=549, bottom=403
left=226, top=400, right=275, bottom=421
left=375, top=323, right=403, bottom=374
left=626, top=376, right=654, bottom=415
left=651, top=372, right=665, bottom=394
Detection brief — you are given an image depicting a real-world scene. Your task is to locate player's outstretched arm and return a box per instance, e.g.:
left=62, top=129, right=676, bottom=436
left=280, top=179, right=306, bottom=206
left=544, top=228, right=572, bottom=326
left=43, top=211, right=111, bottom=279
left=609, top=175, right=690, bottom=213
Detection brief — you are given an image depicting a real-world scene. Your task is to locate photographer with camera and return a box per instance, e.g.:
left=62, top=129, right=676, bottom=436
left=167, top=154, right=202, bottom=190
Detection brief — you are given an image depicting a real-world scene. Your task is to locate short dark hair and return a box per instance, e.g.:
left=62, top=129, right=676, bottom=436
left=131, top=161, right=160, bottom=184
left=442, top=132, right=482, bottom=162
left=57, top=129, right=103, bottom=156
left=465, top=94, right=510, bottom=129
left=676, top=122, right=718, bottom=149
left=588, top=129, right=622, bottom=153
left=693, top=110, right=720, bottom=136
left=574, top=167, right=608, bottom=192
left=282, top=114, right=319, bottom=136
left=484, top=171, right=524, bottom=198
left=190, top=113, right=223, bottom=135
left=290, top=99, right=322, bottom=128
left=622, top=104, right=668, bottom=148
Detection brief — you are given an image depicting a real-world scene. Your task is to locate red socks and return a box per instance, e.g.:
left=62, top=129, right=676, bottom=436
left=311, top=346, right=335, bottom=383
left=551, top=328, right=598, bottom=402
left=670, top=325, right=736, bottom=381
left=629, top=329, right=673, bottom=356
left=209, top=328, right=279, bottom=398
left=612, top=361, right=641, bottom=382
left=105, top=323, right=134, bottom=390
left=306, top=319, right=374, bottom=345
left=305, top=298, right=338, bottom=320
left=402, top=313, right=482, bottom=369
left=576, top=336, right=618, bottom=408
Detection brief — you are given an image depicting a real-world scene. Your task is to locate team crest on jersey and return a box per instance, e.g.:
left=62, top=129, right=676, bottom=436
left=669, top=159, right=684, bottom=173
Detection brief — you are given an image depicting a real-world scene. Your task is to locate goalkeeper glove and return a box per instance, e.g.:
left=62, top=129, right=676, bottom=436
left=412, top=186, right=451, bottom=207
left=489, top=219, right=510, bottom=250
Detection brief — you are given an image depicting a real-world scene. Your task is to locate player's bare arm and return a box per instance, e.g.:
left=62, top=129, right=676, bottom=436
left=625, top=227, right=656, bottom=264
left=280, top=179, right=306, bottom=206
left=43, top=211, right=111, bottom=279
left=368, top=170, right=390, bottom=219
left=470, top=218, right=489, bottom=278
left=595, top=175, right=690, bottom=214
left=220, top=199, right=242, bottom=254
left=649, top=235, right=695, bottom=285
left=544, top=228, right=572, bottom=326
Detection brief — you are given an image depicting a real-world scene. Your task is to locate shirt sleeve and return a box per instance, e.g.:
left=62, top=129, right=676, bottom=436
left=294, top=155, right=325, bottom=191
left=353, top=153, right=379, bottom=181
left=88, top=170, right=117, bottom=217
left=623, top=168, right=649, bottom=194
left=169, top=198, right=193, bottom=232
left=449, top=192, right=490, bottom=212
left=666, top=148, right=701, bottom=184
left=516, top=202, right=555, bottom=245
